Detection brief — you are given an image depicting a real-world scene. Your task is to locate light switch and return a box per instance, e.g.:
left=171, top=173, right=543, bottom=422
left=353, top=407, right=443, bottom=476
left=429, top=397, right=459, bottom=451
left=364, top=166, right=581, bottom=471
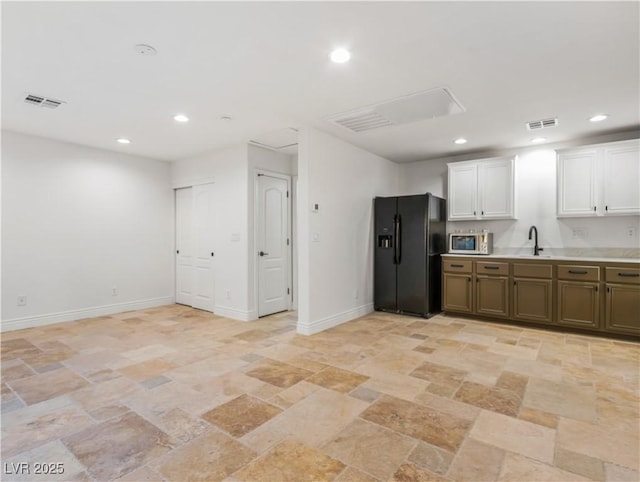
left=312, top=232, right=320, bottom=242
left=231, top=233, right=240, bottom=242
left=312, top=203, right=319, bottom=213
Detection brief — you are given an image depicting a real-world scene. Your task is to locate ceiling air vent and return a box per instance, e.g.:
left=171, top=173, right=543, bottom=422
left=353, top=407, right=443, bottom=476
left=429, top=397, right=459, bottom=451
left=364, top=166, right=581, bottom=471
left=327, top=87, right=465, bottom=133
left=24, top=93, right=65, bottom=109
left=526, top=117, right=558, bottom=130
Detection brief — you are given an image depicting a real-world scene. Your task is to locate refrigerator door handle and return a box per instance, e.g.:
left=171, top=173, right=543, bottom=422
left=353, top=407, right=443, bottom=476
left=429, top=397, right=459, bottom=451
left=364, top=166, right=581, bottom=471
left=393, top=215, right=398, bottom=264
left=396, top=214, right=402, bottom=264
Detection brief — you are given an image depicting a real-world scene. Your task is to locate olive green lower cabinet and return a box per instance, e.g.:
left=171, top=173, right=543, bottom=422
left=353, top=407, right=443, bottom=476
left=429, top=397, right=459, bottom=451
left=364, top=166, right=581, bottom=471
left=512, top=263, right=553, bottom=324
left=475, top=262, right=509, bottom=318
left=442, top=255, right=640, bottom=338
left=605, top=267, right=640, bottom=335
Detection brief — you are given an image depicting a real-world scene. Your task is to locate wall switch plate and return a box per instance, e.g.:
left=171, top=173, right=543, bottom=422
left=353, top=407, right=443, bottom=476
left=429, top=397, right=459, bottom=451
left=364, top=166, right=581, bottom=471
left=627, top=226, right=637, bottom=238
left=112, top=287, right=118, bottom=296
left=17, top=295, right=27, bottom=306
left=312, top=203, right=319, bottom=213
left=231, top=233, right=240, bottom=242
left=312, top=232, right=320, bottom=242
left=226, top=290, right=231, bottom=299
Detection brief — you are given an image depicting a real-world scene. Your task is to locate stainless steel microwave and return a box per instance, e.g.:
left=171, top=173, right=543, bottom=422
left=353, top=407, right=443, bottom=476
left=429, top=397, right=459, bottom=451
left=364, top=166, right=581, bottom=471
left=449, top=232, right=493, bottom=255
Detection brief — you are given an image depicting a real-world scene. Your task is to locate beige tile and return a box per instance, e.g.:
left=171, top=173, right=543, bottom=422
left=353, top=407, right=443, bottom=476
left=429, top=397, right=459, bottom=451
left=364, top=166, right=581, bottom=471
left=557, top=417, right=639, bottom=470
left=116, top=465, right=164, bottom=481
left=268, top=387, right=368, bottom=448
left=322, top=419, right=416, bottom=480
left=360, top=395, right=472, bottom=452
left=469, top=410, right=556, bottom=464
left=307, top=366, right=369, bottom=393
left=118, top=358, right=177, bottom=380
left=390, top=462, right=450, bottom=482
left=408, top=442, right=454, bottom=476
left=409, top=361, right=467, bottom=386
left=201, top=394, right=282, bottom=437
left=245, top=358, right=313, bottom=388
left=555, top=447, right=605, bottom=481
left=233, top=439, right=344, bottom=482
left=155, top=407, right=209, bottom=443
left=518, top=407, right=558, bottom=429
left=361, top=371, right=430, bottom=402
left=447, top=438, right=505, bottom=482
left=334, top=467, right=378, bottom=482
left=1, top=396, right=94, bottom=458
left=9, top=368, right=89, bottom=405
left=1, top=359, right=37, bottom=383
left=2, top=440, right=86, bottom=481
left=453, top=381, right=522, bottom=417
left=270, top=380, right=320, bottom=408
left=524, top=377, right=597, bottom=422
left=63, top=412, right=174, bottom=480
left=155, top=429, right=256, bottom=482
left=604, top=463, right=640, bottom=482
left=498, top=452, right=592, bottom=481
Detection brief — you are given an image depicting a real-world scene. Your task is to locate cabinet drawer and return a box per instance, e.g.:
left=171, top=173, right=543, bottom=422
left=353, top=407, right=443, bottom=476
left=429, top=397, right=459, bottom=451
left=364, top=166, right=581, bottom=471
left=606, top=267, right=640, bottom=285
left=513, top=263, right=553, bottom=279
left=443, top=259, right=473, bottom=273
left=558, top=265, right=600, bottom=282
left=476, top=261, right=509, bottom=276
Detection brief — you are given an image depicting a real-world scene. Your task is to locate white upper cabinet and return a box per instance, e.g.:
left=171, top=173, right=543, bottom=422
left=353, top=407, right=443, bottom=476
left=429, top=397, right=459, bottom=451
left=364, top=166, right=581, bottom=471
left=556, top=148, right=598, bottom=216
left=603, top=142, right=640, bottom=215
left=448, top=157, right=515, bottom=221
left=448, top=163, right=478, bottom=220
left=557, top=139, right=639, bottom=217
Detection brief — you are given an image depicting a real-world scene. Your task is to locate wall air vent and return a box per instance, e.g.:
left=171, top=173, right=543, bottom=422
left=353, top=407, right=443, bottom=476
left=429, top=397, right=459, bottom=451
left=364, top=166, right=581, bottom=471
left=24, top=93, right=65, bottom=109
left=327, top=87, right=465, bottom=133
left=526, top=117, right=558, bottom=130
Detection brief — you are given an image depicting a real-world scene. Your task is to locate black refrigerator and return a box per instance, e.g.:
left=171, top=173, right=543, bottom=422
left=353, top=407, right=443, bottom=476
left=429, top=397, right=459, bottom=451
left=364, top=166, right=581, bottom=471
left=374, top=193, right=446, bottom=318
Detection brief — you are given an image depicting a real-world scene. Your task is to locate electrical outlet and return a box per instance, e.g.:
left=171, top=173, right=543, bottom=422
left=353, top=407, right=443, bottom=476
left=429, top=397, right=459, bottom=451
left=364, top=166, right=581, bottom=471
left=572, top=228, right=587, bottom=238
left=112, top=287, right=118, bottom=296
left=17, top=295, right=27, bottom=306
left=226, top=290, right=231, bottom=300
left=626, top=226, right=637, bottom=238
left=354, top=289, right=359, bottom=299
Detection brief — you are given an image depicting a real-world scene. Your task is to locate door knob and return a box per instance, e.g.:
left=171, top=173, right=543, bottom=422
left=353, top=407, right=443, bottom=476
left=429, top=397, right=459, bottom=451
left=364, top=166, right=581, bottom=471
left=259, top=251, right=269, bottom=256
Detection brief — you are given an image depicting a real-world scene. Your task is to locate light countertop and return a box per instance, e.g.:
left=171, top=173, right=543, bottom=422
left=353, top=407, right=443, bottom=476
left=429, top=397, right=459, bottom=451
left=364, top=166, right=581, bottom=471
left=441, top=253, right=640, bottom=264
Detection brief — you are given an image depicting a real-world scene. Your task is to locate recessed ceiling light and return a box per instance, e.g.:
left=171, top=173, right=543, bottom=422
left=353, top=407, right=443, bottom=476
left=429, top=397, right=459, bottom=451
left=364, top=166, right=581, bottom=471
left=116, top=138, right=131, bottom=144
left=454, top=138, right=467, bottom=145
left=330, top=48, right=351, bottom=64
left=173, top=114, right=189, bottom=123
left=531, top=137, right=547, bottom=144
left=589, top=114, right=608, bottom=122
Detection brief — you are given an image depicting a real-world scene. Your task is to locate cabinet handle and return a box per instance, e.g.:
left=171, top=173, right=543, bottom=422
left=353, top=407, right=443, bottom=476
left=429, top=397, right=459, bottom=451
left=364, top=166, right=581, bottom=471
left=484, top=266, right=500, bottom=270
left=593, top=206, right=596, bottom=212
left=607, top=286, right=610, bottom=293
left=605, top=205, right=608, bottom=211
left=568, top=270, right=588, bottom=275
left=451, top=264, right=464, bottom=268
left=595, top=286, right=598, bottom=292
left=473, top=211, right=476, bottom=216
left=481, top=210, right=484, bottom=215
left=618, top=272, right=640, bottom=278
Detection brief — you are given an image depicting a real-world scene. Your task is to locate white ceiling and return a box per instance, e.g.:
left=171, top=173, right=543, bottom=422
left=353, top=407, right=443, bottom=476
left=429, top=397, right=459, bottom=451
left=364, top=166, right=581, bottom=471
left=2, top=1, right=639, bottom=163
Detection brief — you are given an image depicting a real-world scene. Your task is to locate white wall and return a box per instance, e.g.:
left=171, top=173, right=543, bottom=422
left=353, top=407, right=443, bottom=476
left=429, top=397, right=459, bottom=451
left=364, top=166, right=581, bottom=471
left=297, top=127, right=399, bottom=335
left=1, top=131, right=174, bottom=331
left=400, top=136, right=640, bottom=256
left=171, top=144, right=252, bottom=320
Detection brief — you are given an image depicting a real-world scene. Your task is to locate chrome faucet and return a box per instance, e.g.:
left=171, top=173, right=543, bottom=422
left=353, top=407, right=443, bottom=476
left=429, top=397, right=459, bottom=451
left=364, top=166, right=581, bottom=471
left=528, top=225, right=543, bottom=256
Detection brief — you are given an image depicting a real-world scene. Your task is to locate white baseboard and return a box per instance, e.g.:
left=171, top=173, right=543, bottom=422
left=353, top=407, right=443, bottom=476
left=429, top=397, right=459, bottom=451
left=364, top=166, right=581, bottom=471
left=0, top=296, right=175, bottom=333
left=214, top=305, right=255, bottom=322
left=296, top=303, right=374, bottom=336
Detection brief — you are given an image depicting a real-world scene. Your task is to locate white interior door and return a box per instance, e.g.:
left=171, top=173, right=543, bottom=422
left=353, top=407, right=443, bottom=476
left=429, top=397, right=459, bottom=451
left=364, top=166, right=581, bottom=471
left=175, top=184, right=215, bottom=312
left=192, top=184, right=216, bottom=311
left=257, top=173, right=290, bottom=317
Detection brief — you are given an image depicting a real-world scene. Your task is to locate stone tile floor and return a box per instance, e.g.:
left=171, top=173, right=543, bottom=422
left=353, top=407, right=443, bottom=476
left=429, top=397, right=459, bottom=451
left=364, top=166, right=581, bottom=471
left=1, top=305, right=638, bottom=481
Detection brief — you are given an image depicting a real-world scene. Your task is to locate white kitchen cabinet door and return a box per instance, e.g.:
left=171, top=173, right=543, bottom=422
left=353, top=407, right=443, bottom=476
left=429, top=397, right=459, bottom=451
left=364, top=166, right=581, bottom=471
left=557, top=149, right=598, bottom=217
left=478, top=158, right=514, bottom=219
left=448, top=163, right=478, bottom=220
left=603, top=141, right=640, bottom=215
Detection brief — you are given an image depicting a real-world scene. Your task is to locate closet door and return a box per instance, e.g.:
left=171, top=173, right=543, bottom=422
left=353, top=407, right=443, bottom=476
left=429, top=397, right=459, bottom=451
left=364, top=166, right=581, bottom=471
left=175, top=187, right=194, bottom=306
left=175, top=184, right=215, bottom=312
